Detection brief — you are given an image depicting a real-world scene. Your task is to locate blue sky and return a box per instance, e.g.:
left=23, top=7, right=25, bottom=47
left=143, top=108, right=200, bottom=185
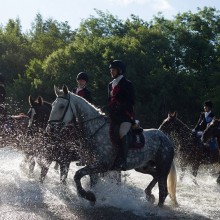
left=0, top=0, right=219, bottom=32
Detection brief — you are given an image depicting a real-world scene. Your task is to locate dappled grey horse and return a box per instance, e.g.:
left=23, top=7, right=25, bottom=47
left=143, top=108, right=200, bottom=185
left=46, top=85, right=178, bottom=207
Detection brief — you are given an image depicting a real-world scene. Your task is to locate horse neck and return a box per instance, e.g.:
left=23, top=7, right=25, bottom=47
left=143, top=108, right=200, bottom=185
left=72, top=95, right=105, bottom=139
left=73, top=96, right=101, bottom=122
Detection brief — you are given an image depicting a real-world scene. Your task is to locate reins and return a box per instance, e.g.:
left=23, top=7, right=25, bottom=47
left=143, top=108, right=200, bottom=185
left=82, top=117, right=107, bottom=139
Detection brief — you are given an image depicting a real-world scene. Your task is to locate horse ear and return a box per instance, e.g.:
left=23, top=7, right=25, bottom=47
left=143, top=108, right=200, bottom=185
left=63, top=84, right=69, bottom=95
left=54, top=85, right=60, bottom=97
left=173, top=111, right=177, bottom=118
left=37, top=96, right=43, bottom=105
left=29, top=95, right=34, bottom=106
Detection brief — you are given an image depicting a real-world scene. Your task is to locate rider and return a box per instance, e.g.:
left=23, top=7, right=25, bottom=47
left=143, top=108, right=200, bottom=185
left=108, top=60, right=135, bottom=170
left=193, top=100, right=215, bottom=133
left=193, top=100, right=217, bottom=158
left=73, top=72, right=92, bottom=103
left=73, top=72, right=92, bottom=166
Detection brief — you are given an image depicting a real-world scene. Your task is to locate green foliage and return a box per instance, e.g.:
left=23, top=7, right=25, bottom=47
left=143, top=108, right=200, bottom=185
left=1, top=8, right=220, bottom=128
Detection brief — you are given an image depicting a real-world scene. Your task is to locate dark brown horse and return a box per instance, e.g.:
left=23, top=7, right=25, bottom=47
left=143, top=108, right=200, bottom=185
left=159, top=112, right=220, bottom=184
left=202, top=118, right=220, bottom=184
left=22, top=95, right=80, bottom=184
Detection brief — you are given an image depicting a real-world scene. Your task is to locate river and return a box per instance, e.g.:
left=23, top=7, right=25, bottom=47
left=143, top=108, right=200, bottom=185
left=0, top=147, right=219, bottom=220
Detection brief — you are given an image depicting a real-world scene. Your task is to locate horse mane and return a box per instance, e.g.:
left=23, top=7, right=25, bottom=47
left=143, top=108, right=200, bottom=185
left=69, top=91, right=105, bottom=116
left=41, top=100, right=52, bottom=110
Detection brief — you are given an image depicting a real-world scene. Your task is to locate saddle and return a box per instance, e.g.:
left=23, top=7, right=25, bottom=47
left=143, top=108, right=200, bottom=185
left=110, top=121, right=145, bottom=150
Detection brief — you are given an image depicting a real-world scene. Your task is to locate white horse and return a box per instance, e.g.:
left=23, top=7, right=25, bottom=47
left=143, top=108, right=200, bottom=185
left=46, top=85, right=178, bottom=207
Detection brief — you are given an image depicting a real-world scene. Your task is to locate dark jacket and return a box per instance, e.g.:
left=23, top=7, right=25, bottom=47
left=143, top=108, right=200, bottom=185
left=108, top=76, right=135, bottom=124
left=194, top=111, right=215, bottom=132
left=73, top=87, right=92, bottom=103
left=0, top=85, right=6, bottom=103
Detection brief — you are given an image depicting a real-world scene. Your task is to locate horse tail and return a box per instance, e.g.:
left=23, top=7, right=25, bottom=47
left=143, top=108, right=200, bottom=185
left=167, top=160, right=178, bottom=206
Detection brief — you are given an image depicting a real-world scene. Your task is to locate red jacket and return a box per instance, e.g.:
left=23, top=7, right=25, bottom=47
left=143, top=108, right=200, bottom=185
left=108, top=76, right=135, bottom=124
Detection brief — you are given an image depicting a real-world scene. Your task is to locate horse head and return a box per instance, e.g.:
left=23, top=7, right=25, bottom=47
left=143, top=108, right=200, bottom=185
left=46, top=85, right=77, bottom=134
left=159, top=112, right=179, bottom=134
left=202, top=118, right=220, bottom=143
left=27, top=95, right=51, bottom=129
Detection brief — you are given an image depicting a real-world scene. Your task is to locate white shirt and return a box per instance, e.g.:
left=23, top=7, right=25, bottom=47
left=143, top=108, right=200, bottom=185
left=112, top=75, right=124, bottom=89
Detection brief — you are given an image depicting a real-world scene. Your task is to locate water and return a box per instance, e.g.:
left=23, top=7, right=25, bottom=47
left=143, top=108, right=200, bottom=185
left=0, top=146, right=219, bottom=220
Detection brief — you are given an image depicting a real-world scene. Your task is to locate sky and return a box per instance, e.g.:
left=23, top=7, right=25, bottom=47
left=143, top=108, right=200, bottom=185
left=0, top=0, right=220, bottom=32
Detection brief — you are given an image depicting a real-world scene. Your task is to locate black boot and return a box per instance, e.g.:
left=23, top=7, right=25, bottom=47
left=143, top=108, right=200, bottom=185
left=118, top=135, right=129, bottom=171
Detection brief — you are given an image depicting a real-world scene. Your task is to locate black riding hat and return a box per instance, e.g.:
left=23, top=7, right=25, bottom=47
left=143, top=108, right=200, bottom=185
left=204, top=100, right=213, bottom=108
left=76, top=72, right=88, bottom=82
left=109, top=60, right=126, bottom=74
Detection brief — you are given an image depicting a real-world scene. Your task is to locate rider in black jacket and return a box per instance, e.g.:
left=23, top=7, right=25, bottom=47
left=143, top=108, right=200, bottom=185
left=193, top=100, right=215, bottom=132
left=108, top=60, right=135, bottom=170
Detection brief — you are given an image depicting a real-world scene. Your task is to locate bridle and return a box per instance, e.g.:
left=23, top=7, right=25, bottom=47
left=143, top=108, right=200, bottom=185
left=48, top=93, right=107, bottom=138
left=48, top=94, right=71, bottom=126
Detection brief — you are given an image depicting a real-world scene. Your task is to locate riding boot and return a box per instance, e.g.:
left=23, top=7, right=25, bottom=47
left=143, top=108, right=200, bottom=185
left=118, top=135, right=129, bottom=171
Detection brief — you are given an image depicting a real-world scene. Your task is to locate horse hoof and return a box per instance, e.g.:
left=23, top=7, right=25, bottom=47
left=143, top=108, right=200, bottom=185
left=85, top=190, right=96, bottom=203
left=146, top=194, right=155, bottom=204
left=158, top=202, right=164, bottom=207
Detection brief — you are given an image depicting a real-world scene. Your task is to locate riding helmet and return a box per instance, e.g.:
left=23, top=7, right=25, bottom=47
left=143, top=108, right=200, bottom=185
left=76, top=72, right=88, bottom=82
left=109, top=60, right=126, bottom=75
left=203, top=100, right=213, bottom=108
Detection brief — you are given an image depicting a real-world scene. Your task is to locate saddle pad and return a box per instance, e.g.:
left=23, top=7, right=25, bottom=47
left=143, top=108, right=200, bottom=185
left=130, top=133, right=145, bottom=149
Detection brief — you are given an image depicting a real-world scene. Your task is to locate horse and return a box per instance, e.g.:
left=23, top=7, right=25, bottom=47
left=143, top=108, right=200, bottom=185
left=23, top=95, right=80, bottom=184
left=46, top=85, right=177, bottom=207
left=201, top=118, right=220, bottom=184
left=159, top=112, right=220, bottom=184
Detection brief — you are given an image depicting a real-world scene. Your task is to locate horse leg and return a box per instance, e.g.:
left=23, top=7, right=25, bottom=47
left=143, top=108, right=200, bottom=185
left=74, top=163, right=108, bottom=203
left=216, top=174, right=220, bottom=184
left=28, top=155, right=36, bottom=177
left=135, top=166, right=158, bottom=204
left=59, top=161, right=70, bottom=185
left=145, top=177, right=157, bottom=204
left=179, top=161, right=187, bottom=182
left=54, top=162, right=59, bottom=170
left=90, top=174, right=99, bottom=188
left=191, top=163, right=200, bottom=185
left=39, top=160, right=52, bottom=183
